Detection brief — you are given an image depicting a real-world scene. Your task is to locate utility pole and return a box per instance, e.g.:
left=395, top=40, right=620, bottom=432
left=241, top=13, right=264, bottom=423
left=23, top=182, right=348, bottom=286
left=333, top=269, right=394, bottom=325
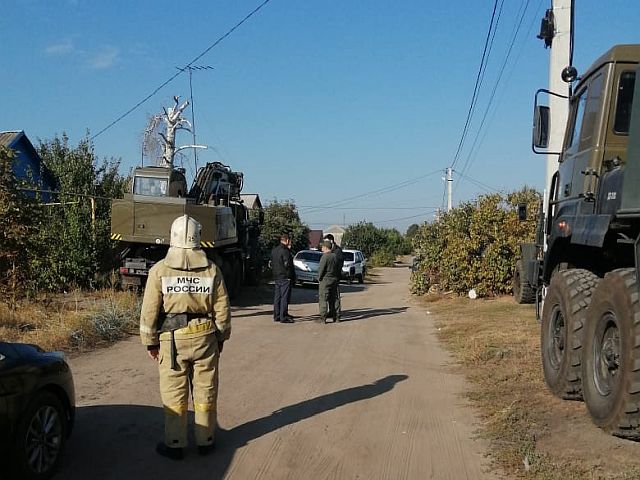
left=446, top=167, right=453, bottom=212
left=539, top=0, right=572, bottom=208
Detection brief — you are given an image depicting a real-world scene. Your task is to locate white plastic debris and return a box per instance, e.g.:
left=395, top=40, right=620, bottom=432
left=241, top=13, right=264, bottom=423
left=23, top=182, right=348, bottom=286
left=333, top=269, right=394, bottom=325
left=468, top=289, right=478, bottom=299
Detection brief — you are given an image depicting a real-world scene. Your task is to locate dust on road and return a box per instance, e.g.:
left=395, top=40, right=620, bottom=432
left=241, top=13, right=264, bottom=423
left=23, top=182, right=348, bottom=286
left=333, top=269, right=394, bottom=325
left=63, top=263, right=498, bottom=480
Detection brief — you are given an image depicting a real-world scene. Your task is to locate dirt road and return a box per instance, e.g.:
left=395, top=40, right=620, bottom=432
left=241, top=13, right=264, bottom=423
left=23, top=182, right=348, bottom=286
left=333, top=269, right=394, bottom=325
left=63, top=263, right=498, bottom=480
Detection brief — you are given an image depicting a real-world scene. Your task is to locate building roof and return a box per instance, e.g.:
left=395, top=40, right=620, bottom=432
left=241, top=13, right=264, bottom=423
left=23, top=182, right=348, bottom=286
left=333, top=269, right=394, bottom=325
left=324, top=224, right=346, bottom=234
left=0, top=130, right=24, bottom=148
left=240, top=193, right=262, bottom=210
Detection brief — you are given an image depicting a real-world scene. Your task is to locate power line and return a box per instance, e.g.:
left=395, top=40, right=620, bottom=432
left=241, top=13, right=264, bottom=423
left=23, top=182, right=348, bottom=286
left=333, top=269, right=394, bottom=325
left=300, top=168, right=443, bottom=214
left=90, top=0, right=273, bottom=140
left=458, top=0, right=533, bottom=179
left=453, top=169, right=502, bottom=194
left=450, top=0, right=501, bottom=170
left=297, top=206, right=440, bottom=211
left=374, top=210, right=439, bottom=225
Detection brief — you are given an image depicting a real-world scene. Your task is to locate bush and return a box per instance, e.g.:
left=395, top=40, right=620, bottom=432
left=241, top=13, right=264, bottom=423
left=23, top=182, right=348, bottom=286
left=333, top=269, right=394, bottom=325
left=368, top=250, right=396, bottom=267
left=410, top=187, right=540, bottom=297
left=342, top=222, right=411, bottom=259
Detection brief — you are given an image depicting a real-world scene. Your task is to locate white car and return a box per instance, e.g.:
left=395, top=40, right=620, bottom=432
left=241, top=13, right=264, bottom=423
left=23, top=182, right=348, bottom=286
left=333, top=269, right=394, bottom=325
left=293, top=250, right=322, bottom=285
left=341, top=249, right=366, bottom=284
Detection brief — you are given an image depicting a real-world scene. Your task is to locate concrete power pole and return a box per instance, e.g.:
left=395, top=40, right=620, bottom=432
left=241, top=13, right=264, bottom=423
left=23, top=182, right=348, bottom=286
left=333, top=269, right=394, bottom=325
left=543, top=0, right=572, bottom=203
left=446, top=167, right=453, bottom=212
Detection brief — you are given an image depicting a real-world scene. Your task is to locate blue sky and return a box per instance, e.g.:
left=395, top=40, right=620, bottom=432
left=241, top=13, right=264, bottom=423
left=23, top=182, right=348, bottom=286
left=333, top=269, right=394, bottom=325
left=2, top=1, right=640, bottom=232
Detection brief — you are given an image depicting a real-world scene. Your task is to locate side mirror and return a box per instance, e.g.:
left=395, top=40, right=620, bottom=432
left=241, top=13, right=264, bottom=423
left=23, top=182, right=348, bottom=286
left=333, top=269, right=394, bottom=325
left=533, top=105, right=550, bottom=149
left=517, top=203, right=527, bottom=221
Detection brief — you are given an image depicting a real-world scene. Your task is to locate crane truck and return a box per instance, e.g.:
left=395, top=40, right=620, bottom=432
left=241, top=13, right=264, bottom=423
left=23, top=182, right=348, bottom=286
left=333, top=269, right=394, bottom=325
left=110, top=98, right=263, bottom=298
left=518, top=4, right=640, bottom=437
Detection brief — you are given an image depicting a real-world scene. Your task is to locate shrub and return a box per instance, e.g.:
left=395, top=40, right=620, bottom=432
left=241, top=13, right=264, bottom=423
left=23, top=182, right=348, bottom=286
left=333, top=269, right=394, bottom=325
left=369, top=250, right=396, bottom=267
left=411, top=187, right=539, bottom=297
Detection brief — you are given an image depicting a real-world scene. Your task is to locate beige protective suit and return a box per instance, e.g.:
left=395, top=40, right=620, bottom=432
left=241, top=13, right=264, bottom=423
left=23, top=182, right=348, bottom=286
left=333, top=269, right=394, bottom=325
left=140, top=215, right=231, bottom=449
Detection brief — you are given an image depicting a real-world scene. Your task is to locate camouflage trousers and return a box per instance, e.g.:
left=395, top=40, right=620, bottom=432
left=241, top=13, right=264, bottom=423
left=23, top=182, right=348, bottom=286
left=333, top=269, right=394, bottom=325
left=319, top=279, right=340, bottom=320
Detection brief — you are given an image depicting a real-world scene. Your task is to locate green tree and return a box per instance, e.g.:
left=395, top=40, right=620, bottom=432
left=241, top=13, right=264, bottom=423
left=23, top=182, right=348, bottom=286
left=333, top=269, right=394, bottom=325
left=406, top=223, right=420, bottom=239
left=261, top=200, right=310, bottom=253
left=30, top=134, right=128, bottom=290
left=342, top=222, right=412, bottom=261
left=0, top=147, right=40, bottom=306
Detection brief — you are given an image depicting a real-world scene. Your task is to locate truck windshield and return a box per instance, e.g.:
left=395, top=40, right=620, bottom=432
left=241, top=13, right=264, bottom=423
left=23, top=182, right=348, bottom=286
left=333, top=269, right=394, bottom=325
left=134, top=177, right=168, bottom=196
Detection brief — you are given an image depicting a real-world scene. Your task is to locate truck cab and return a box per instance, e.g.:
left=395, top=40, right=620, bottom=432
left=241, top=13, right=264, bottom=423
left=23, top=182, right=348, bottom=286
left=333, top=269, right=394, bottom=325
left=131, top=166, right=188, bottom=198
left=533, top=45, right=640, bottom=283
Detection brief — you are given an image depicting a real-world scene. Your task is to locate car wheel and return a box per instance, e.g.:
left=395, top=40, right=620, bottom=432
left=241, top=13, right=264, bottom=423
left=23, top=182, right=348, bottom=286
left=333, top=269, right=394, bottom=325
left=357, top=273, right=364, bottom=284
left=13, top=391, right=68, bottom=480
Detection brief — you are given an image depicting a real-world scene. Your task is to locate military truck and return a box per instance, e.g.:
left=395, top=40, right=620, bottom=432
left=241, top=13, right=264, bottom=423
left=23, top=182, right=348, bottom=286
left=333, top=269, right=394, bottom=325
left=110, top=98, right=262, bottom=298
left=111, top=161, right=262, bottom=298
left=520, top=45, right=640, bottom=438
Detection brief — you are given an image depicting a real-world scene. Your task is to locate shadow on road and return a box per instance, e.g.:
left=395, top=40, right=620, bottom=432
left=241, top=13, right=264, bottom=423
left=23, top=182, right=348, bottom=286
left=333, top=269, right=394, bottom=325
left=62, top=374, right=408, bottom=479
left=340, top=306, right=409, bottom=322
left=232, top=282, right=370, bottom=316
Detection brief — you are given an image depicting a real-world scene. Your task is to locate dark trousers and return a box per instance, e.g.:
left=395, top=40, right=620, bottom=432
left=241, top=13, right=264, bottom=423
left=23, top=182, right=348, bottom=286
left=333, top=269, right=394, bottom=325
left=273, top=279, right=291, bottom=321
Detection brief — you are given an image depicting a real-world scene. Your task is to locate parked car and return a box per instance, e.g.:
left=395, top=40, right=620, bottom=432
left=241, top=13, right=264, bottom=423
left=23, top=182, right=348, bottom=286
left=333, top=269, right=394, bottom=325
left=293, top=250, right=323, bottom=285
left=0, top=342, right=75, bottom=480
left=341, top=249, right=366, bottom=284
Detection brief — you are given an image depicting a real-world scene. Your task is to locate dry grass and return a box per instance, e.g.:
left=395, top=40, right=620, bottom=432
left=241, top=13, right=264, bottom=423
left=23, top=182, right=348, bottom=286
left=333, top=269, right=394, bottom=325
left=424, top=295, right=640, bottom=480
left=0, top=290, right=140, bottom=352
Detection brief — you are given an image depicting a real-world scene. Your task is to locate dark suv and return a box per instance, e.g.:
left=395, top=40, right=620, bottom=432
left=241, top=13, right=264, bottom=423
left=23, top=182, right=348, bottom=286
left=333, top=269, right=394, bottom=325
left=0, top=342, right=75, bottom=480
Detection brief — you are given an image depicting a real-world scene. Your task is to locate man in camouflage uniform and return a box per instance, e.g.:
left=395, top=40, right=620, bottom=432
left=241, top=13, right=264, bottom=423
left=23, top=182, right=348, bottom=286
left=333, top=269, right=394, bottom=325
left=140, top=214, right=231, bottom=460
left=318, top=239, right=341, bottom=323
left=324, top=234, right=344, bottom=320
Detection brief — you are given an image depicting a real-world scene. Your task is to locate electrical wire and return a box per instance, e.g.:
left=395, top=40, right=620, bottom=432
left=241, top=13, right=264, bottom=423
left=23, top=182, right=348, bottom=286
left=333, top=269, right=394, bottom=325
left=453, top=169, right=502, bottom=193
left=299, top=168, right=443, bottom=214
left=296, top=206, right=440, bottom=210
left=90, top=0, right=273, bottom=140
left=457, top=0, right=532, bottom=180
left=459, top=0, right=544, bottom=187
left=450, top=0, right=501, bottom=170
left=374, top=210, right=439, bottom=224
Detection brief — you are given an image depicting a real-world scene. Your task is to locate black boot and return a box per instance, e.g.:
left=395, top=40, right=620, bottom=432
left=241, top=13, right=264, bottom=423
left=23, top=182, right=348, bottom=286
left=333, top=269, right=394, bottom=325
left=156, top=442, right=184, bottom=460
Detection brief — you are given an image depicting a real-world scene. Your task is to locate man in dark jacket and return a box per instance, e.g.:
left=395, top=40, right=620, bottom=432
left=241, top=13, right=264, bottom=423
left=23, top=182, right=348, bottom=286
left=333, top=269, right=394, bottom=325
left=324, top=234, right=344, bottom=320
left=271, top=233, right=295, bottom=323
left=318, top=239, right=341, bottom=323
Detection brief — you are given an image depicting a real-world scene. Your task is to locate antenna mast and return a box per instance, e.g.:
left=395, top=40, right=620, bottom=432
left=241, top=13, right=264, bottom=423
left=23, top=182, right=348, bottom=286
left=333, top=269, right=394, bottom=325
left=176, top=65, right=214, bottom=172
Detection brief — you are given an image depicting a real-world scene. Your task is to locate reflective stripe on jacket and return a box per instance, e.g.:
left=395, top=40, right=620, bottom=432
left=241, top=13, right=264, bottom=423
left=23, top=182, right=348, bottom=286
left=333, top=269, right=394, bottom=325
left=139, top=259, right=231, bottom=346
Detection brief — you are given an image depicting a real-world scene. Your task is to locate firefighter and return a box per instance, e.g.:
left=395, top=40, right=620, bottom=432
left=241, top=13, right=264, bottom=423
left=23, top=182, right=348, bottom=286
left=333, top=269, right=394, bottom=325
left=140, top=214, right=231, bottom=460
left=318, top=239, right=341, bottom=323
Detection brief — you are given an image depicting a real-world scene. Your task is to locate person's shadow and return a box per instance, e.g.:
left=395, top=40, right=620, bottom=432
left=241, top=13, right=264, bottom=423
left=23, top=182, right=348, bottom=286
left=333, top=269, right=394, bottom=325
left=62, top=374, right=408, bottom=479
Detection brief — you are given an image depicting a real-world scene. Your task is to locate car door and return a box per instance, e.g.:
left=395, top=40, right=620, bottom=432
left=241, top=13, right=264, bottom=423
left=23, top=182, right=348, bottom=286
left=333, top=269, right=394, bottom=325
left=0, top=342, right=27, bottom=440
left=354, top=252, right=363, bottom=275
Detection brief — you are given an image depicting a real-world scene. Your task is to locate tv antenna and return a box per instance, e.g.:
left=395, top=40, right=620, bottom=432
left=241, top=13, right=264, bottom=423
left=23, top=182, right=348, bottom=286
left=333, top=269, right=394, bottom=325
left=176, top=65, right=214, bottom=171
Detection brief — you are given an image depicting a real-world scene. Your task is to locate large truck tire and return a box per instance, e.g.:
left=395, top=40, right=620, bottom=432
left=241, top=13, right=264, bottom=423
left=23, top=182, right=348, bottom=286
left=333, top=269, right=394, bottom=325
left=513, top=259, right=536, bottom=304
left=582, top=268, right=640, bottom=439
left=541, top=269, right=599, bottom=399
